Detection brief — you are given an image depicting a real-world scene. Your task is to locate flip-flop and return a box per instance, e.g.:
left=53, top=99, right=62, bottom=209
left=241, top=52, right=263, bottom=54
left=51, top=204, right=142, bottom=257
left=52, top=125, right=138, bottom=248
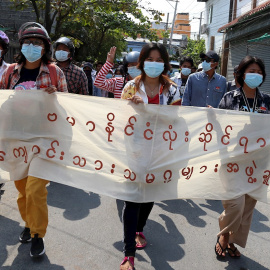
left=135, top=232, right=147, bottom=249
left=227, top=245, right=241, bottom=258
left=120, top=256, right=135, bottom=270
left=215, top=236, right=226, bottom=258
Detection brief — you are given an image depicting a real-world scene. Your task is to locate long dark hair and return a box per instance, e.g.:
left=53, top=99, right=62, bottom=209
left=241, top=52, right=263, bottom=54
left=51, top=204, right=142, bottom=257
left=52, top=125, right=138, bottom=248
left=236, top=55, right=266, bottom=87
left=15, top=38, right=54, bottom=64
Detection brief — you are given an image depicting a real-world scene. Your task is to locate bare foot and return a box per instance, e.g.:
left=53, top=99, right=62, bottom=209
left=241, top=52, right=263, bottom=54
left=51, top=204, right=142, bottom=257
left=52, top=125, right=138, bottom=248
left=120, top=257, right=134, bottom=270
left=215, top=233, right=229, bottom=257
left=227, top=243, right=241, bottom=257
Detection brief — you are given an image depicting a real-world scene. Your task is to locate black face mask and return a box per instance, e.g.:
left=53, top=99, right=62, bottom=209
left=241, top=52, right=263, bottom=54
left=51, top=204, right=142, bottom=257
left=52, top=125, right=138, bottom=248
left=84, top=70, right=92, bottom=76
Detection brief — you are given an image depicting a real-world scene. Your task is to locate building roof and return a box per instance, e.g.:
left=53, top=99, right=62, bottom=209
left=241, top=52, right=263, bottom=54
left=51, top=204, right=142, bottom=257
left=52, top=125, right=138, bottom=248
left=218, top=1, right=270, bottom=32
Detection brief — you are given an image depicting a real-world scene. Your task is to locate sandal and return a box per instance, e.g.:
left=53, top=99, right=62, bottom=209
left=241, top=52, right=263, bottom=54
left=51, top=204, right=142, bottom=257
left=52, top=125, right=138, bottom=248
left=135, top=232, right=147, bottom=249
left=215, top=236, right=226, bottom=258
left=120, top=256, right=135, bottom=270
left=227, top=244, right=241, bottom=258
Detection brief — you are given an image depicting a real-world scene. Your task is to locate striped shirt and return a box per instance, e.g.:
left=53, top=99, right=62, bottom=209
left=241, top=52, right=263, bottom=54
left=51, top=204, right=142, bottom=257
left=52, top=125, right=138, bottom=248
left=94, top=60, right=126, bottom=99
left=58, top=63, right=88, bottom=95
left=0, top=62, right=67, bottom=92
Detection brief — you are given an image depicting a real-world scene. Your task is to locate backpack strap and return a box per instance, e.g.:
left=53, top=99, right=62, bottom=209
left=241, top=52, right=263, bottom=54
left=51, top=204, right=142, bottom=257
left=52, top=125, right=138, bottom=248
left=47, top=63, right=58, bottom=87
left=5, top=63, right=17, bottom=89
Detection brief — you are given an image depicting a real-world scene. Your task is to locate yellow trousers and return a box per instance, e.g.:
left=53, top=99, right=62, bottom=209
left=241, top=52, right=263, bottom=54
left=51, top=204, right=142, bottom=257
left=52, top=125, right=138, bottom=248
left=14, top=176, right=50, bottom=238
left=218, top=194, right=257, bottom=248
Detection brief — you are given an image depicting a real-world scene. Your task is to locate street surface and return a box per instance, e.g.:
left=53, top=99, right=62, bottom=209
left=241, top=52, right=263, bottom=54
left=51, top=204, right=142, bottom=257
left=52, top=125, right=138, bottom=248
left=1, top=181, right=269, bottom=270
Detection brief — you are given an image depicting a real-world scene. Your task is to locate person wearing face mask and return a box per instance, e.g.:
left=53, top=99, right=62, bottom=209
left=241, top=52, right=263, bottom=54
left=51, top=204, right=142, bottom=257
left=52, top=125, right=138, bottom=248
left=0, top=22, right=67, bottom=258
left=54, top=37, right=88, bottom=95
left=94, top=48, right=140, bottom=99
left=120, top=43, right=179, bottom=270
left=0, top=30, right=10, bottom=80
left=182, top=50, right=226, bottom=108
left=215, top=56, right=270, bottom=259
left=82, top=62, right=94, bottom=95
left=170, top=57, right=194, bottom=103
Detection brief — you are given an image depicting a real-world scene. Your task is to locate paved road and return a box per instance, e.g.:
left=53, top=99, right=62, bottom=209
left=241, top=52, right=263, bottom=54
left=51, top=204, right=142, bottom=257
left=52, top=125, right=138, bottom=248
left=1, top=181, right=269, bottom=270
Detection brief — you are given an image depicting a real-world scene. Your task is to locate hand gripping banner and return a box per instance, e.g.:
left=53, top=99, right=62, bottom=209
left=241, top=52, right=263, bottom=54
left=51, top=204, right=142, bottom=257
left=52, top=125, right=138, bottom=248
left=0, top=90, right=269, bottom=203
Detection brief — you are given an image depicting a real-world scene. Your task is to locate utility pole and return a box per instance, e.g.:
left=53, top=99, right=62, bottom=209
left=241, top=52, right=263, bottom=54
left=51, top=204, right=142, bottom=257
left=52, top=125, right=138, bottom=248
left=163, top=13, right=170, bottom=45
left=169, top=0, right=179, bottom=54
left=193, top=11, right=203, bottom=40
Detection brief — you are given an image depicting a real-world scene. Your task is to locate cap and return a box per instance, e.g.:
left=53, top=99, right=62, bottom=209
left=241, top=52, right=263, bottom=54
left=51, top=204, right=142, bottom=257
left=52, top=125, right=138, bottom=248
left=200, top=50, right=219, bottom=62
left=83, top=62, right=93, bottom=69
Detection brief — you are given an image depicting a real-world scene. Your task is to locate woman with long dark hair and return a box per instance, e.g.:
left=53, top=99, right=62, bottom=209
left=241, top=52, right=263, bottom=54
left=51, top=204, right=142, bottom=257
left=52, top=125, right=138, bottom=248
left=120, top=42, right=180, bottom=270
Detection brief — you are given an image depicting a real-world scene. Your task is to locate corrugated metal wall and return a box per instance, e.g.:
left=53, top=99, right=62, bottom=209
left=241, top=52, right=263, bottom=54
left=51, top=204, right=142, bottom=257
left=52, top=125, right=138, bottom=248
left=227, top=31, right=270, bottom=94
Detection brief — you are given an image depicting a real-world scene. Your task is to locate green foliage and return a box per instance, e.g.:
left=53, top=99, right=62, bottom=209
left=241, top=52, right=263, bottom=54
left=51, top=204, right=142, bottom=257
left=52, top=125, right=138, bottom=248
left=181, top=38, right=206, bottom=66
left=10, top=0, right=162, bottom=62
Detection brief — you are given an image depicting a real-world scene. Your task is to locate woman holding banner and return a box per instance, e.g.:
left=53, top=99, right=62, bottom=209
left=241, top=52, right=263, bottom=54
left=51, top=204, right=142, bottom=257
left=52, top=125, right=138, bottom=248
left=120, top=43, right=180, bottom=270
left=215, top=56, right=269, bottom=258
left=0, top=22, right=67, bottom=258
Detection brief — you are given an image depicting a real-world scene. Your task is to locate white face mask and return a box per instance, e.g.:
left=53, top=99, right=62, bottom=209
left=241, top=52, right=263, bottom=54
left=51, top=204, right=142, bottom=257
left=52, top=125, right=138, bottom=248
left=55, top=50, right=69, bottom=62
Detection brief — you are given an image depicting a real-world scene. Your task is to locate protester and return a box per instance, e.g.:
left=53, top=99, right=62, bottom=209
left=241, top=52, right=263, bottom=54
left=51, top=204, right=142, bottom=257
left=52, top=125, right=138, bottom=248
left=120, top=42, right=179, bottom=270
left=226, top=64, right=240, bottom=92
left=82, top=62, right=94, bottom=95
left=92, top=61, right=105, bottom=96
left=171, top=56, right=194, bottom=102
left=0, top=30, right=10, bottom=79
left=114, top=67, right=123, bottom=77
left=215, top=56, right=269, bottom=258
left=0, top=30, right=10, bottom=199
left=94, top=48, right=140, bottom=98
left=54, top=37, right=88, bottom=95
left=0, top=22, right=67, bottom=258
left=182, top=50, right=226, bottom=108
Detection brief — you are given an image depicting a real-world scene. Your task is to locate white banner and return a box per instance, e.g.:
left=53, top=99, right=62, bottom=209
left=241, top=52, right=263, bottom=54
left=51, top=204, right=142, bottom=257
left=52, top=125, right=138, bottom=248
left=0, top=90, right=269, bottom=203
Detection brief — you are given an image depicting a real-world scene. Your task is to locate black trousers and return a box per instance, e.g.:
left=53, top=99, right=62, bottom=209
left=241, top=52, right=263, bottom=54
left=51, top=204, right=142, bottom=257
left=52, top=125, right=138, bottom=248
left=122, top=201, right=154, bottom=257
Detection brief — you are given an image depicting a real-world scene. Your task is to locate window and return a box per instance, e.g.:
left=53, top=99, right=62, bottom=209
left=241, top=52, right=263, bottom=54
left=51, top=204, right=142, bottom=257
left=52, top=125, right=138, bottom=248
left=208, top=5, right=213, bottom=24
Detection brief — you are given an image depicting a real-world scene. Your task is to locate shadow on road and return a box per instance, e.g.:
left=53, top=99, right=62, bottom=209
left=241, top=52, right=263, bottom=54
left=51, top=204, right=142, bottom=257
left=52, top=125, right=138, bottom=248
left=47, top=182, right=101, bottom=221
left=0, top=215, right=20, bottom=267
left=156, top=199, right=207, bottom=227
left=113, top=214, right=185, bottom=269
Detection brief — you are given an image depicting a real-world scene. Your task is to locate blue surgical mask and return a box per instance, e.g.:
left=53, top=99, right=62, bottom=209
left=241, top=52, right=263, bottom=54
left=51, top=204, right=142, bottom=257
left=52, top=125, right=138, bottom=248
left=115, top=75, right=122, bottom=78
left=144, top=62, right=164, bottom=78
left=21, top=44, right=43, bottom=63
left=106, top=74, right=113, bottom=79
left=55, top=50, right=69, bottom=62
left=202, top=60, right=212, bottom=72
left=181, top=68, right=191, bottom=76
left=128, top=66, right=141, bottom=79
left=244, top=73, right=263, bottom=89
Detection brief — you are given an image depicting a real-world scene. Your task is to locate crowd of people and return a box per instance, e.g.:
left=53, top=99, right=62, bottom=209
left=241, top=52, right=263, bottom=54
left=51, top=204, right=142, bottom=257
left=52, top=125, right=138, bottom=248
left=0, top=21, right=269, bottom=270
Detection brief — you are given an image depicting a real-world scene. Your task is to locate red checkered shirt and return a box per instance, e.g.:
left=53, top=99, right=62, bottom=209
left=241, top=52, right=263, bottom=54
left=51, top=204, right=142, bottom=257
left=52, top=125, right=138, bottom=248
left=58, top=63, right=88, bottom=95
left=0, top=62, right=67, bottom=92
left=94, top=60, right=126, bottom=98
